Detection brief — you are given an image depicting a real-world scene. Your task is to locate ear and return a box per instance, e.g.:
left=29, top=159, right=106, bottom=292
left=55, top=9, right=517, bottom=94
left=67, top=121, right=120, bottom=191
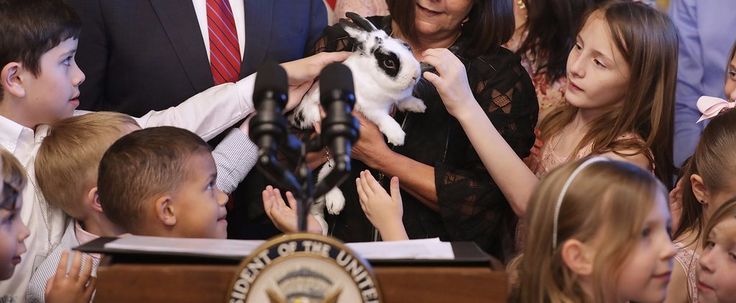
left=1, top=62, right=27, bottom=98
left=87, top=187, right=104, bottom=214
left=690, top=174, right=710, bottom=206
left=154, top=195, right=177, bottom=227
left=561, top=239, right=595, bottom=276
left=342, top=26, right=369, bottom=53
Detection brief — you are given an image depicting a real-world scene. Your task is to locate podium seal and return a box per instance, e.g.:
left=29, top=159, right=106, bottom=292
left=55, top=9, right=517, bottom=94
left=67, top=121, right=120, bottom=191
left=226, top=233, right=382, bottom=303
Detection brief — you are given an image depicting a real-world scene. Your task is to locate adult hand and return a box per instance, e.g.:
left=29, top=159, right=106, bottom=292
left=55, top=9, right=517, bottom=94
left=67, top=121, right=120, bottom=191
left=420, top=48, right=477, bottom=119
left=262, top=186, right=323, bottom=234
left=281, top=52, right=351, bottom=111
left=45, top=251, right=96, bottom=303
left=356, top=171, right=408, bottom=241
left=351, top=113, right=393, bottom=169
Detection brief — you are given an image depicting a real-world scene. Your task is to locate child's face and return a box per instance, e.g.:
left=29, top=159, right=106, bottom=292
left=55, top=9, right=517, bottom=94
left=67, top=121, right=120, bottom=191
left=615, top=191, right=675, bottom=302
left=697, top=217, right=736, bottom=303
left=0, top=194, right=30, bottom=280
left=169, top=151, right=228, bottom=239
left=725, top=54, right=736, bottom=102
left=565, top=13, right=630, bottom=115
left=18, top=38, right=84, bottom=127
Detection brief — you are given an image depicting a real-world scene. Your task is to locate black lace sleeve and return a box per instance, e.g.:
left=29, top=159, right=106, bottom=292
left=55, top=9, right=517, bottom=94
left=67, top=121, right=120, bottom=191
left=435, top=48, right=538, bottom=259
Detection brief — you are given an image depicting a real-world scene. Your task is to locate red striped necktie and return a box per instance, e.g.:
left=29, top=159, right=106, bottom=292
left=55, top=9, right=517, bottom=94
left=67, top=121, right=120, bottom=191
left=207, top=0, right=241, bottom=84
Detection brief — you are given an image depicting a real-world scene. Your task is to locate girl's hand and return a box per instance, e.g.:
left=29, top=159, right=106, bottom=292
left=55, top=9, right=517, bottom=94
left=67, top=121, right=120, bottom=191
left=45, top=251, right=96, bottom=303
left=669, top=177, right=685, bottom=233
left=262, top=186, right=323, bottom=234
left=420, top=48, right=477, bottom=119
left=356, top=170, right=408, bottom=241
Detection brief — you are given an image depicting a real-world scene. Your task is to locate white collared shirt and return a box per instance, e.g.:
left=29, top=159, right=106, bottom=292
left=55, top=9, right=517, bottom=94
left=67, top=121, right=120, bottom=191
left=0, top=75, right=257, bottom=301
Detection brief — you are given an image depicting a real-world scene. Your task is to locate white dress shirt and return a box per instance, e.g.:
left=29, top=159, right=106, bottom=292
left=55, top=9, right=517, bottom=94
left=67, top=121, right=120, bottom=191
left=0, top=75, right=257, bottom=301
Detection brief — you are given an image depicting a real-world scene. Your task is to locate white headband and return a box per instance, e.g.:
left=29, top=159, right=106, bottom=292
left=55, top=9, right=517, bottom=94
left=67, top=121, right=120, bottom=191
left=551, top=156, right=611, bottom=250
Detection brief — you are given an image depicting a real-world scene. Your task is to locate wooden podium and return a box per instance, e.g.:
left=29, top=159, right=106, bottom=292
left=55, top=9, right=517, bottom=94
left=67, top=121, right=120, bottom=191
left=80, top=240, right=508, bottom=302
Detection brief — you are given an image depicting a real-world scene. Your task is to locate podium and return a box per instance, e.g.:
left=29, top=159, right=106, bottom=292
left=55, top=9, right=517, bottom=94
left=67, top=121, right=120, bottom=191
left=80, top=239, right=508, bottom=302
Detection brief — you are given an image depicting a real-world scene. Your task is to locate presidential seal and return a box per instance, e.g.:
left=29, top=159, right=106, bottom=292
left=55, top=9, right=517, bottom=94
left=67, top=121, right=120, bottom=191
left=226, top=233, right=382, bottom=303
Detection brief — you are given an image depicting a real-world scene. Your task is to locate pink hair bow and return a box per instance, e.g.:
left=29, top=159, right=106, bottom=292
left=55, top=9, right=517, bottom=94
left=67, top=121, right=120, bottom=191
left=697, top=96, right=736, bottom=123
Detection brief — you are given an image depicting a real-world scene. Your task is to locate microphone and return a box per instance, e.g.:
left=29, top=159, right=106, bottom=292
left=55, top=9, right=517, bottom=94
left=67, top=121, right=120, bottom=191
left=314, top=63, right=359, bottom=197
left=249, top=61, right=288, bottom=155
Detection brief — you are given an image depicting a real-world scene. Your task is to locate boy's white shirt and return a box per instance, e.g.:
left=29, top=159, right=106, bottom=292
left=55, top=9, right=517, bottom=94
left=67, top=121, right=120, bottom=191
left=0, top=75, right=256, bottom=300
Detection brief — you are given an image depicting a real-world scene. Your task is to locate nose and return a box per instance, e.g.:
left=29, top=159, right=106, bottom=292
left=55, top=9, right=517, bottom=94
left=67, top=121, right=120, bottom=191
left=729, top=87, right=736, bottom=102
left=216, top=189, right=228, bottom=206
left=17, top=219, right=30, bottom=242
left=568, top=54, right=585, bottom=79
left=699, top=248, right=715, bottom=273
left=662, top=240, right=677, bottom=260
left=73, top=60, right=86, bottom=86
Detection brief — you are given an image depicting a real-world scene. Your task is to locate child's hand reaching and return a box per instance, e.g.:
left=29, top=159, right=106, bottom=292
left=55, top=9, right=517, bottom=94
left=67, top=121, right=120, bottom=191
left=45, top=251, right=96, bottom=303
left=356, top=170, right=408, bottom=241
left=262, top=186, right=324, bottom=235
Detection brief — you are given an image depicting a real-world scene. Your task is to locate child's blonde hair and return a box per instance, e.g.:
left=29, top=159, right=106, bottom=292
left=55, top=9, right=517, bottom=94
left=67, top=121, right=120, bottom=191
left=35, top=112, right=139, bottom=219
left=702, top=195, right=736, bottom=251
left=539, top=1, right=677, bottom=186
left=1, top=149, right=26, bottom=209
left=514, top=157, right=666, bottom=302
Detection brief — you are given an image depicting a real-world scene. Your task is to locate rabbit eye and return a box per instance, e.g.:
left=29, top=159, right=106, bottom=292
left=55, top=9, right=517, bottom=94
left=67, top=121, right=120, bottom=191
left=382, top=59, right=396, bottom=69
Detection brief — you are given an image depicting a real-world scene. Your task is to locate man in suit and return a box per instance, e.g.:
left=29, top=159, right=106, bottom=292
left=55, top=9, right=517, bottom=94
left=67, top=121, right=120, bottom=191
left=66, top=0, right=328, bottom=239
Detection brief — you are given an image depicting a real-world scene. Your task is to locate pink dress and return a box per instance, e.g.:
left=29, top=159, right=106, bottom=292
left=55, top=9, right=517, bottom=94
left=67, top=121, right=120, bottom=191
left=674, top=242, right=700, bottom=302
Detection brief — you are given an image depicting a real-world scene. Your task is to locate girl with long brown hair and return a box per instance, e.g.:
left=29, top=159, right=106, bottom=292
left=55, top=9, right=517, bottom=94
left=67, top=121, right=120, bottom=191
left=423, top=1, right=676, bottom=216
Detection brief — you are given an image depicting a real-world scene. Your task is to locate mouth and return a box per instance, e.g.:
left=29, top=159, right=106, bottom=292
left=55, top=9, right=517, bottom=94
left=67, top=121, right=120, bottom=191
left=11, top=256, right=21, bottom=265
left=652, top=271, right=671, bottom=281
left=698, top=280, right=714, bottom=292
left=416, top=2, right=442, bottom=16
left=568, top=81, right=584, bottom=93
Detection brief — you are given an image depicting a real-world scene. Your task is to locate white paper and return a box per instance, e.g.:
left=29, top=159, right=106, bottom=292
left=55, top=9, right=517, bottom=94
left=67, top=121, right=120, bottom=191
left=103, top=236, right=454, bottom=260
left=104, top=235, right=264, bottom=258
left=347, top=238, right=454, bottom=260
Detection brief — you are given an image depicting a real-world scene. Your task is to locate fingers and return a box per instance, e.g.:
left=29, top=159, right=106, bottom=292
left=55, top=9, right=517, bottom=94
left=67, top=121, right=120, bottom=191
left=389, top=176, right=401, bottom=204
left=364, top=170, right=383, bottom=193
left=55, top=251, right=69, bottom=278
left=422, top=71, right=441, bottom=87
left=313, top=51, right=352, bottom=66
left=70, top=251, right=83, bottom=280
left=285, top=191, right=298, bottom=210
left=359, top=171, right=373, bottom=197
left=78, top=255, right=93, bottom=284
left=356, top=177, right=368, bottom=203
left=262, top=186, right=275, bottom=218
left=84, top=276, right=98, bottom=299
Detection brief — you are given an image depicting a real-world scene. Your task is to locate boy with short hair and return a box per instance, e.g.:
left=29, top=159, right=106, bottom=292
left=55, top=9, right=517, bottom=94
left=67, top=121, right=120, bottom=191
left=97, top=126, right=229, bottom=239
left=28, top=115, right=250, bottom=301
left=0, top=0, right=343, bottom=297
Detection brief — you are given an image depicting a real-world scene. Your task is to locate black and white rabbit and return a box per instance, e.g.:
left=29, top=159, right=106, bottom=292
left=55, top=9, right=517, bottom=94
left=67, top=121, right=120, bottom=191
left=289, top=13, right=425, bottom=231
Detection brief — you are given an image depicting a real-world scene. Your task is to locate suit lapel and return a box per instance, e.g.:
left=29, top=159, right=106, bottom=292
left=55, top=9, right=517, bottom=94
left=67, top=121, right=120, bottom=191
left=242, top=0, right=273, bottom=76
left=149, top=0, right=214, bottom=91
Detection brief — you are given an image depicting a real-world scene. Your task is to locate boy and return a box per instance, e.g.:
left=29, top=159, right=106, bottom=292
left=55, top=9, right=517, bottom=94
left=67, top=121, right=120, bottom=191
left=28, top=114, right=253, bottom=301
left=97, top=126, right=229, bottom=238
left=0, top=0, right=346, bottom=298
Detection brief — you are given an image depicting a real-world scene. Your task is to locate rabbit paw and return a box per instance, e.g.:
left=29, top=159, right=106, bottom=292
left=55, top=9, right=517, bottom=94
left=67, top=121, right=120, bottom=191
left=325, top=188, right=346, bottom=215
left=397, top=97, right=426, bottom=113
left=382, top=125, right=406, bottom=146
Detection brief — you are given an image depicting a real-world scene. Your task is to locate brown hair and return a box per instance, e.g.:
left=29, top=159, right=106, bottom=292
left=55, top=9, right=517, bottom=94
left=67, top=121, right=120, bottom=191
left=386, top=0, right=514, bottom=57
left=35, top=112, right=139, bottom=219
left=97, top=126, right=211, bottom=233
left=1, top=149, right=26, bottom=210
left=701, top=195, right=736, bottom=250
left=513, top=157, right=666, bottom=302
left=674, top=109, right=736, bottom=241
left=538, top=1, right=677, bottom=186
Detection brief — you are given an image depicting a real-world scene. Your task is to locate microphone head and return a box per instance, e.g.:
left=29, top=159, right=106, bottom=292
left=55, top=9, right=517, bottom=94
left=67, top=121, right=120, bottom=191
left=319, top=63, right=355, bottom=108
left=253, top=61, right=288, bottom=107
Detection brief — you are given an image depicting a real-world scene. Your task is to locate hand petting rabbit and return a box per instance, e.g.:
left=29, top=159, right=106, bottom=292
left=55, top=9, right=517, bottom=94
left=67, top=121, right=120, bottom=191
left=289, top=13, right=424, bottom=227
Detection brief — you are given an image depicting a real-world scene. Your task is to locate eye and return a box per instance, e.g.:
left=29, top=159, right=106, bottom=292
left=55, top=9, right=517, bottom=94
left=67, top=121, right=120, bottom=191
left=728, top=68, right=736, bottom=80
left=382, top=59, right=396, bottom=70
left=574, top=43, right=582, bottom=51
left=62, top=56, right=73, bottom=66
left=705, top=240, right=716, bottom=250
left=730, top=251, right=736, bottom=262
left=641, top=226, right=651, bottom=238
left=593, top=59, right=607, bottom=68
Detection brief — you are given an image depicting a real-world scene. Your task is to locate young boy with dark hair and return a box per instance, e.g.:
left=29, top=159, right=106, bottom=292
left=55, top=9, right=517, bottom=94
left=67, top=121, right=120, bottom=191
left=0, top=0, right=345, bottom=298
left=97, top=126, right=229, bottom=239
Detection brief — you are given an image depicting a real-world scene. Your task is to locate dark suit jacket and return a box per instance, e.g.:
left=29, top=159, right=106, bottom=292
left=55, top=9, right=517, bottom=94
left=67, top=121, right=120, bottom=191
left=67, top=0, right=327, bottom=239
left=68, top=0, right=327, bottom=116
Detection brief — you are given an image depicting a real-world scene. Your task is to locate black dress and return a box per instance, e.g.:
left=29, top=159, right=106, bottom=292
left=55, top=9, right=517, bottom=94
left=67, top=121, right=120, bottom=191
left=313, top=16, right=538, bottom=261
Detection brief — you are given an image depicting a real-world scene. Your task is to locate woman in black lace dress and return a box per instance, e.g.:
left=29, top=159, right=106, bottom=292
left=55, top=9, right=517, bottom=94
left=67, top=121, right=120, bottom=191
left=315, top=0, right=538, bottom=261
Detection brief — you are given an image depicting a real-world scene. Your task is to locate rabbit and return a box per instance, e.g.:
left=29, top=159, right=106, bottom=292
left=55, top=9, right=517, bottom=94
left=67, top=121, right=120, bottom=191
left=288, top=13, right=425, bottom=228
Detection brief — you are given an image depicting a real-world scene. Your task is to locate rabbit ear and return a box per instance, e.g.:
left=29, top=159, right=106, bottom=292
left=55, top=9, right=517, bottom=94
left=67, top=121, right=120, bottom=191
left=345, top=12, right=378, bottom=32
left=341, top=25, right=370, bottom=53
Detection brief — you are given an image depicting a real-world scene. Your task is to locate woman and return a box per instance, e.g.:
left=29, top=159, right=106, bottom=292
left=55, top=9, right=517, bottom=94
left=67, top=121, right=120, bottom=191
left=312, top=0, right=538, bottom=260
